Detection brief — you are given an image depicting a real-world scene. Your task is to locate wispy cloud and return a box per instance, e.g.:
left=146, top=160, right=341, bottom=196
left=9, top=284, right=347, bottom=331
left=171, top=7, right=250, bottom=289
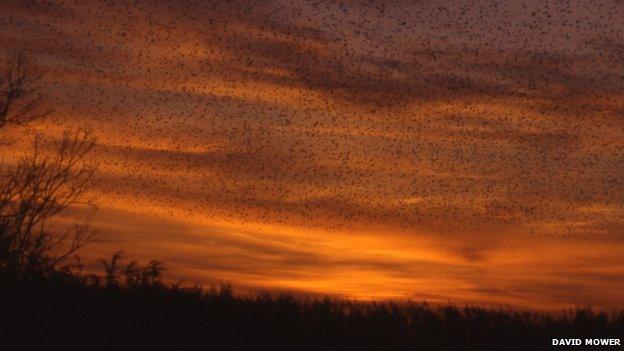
left=2, top=0, right=624, bottom=309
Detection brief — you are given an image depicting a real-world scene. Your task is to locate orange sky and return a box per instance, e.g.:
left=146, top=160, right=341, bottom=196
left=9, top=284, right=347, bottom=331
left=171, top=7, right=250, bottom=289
left=2, top=0, right=624, bottom=310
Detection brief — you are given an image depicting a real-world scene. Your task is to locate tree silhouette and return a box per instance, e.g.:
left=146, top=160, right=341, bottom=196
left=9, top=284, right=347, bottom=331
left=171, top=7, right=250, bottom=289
left=0, top=52, right=96, bottom=279
left=0, top=131, right=96, bottom=278
left=0, top=51, right=50, bottom=129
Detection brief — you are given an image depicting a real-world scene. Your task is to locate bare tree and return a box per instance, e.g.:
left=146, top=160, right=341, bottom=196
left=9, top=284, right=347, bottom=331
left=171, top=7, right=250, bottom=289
left=0, top=51, right=51, bottom=129
left=0, top=130, right=97, bottom=277
left=0, top=51, right=96, bottom=278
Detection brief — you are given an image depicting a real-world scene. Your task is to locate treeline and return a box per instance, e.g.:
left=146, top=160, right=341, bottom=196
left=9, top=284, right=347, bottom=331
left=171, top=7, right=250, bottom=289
left=1, top=263, right=623, bottom=351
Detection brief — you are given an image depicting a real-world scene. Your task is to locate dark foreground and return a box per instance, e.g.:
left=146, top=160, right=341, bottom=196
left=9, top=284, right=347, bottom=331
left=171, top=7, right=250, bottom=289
left=1, top=274, right=623, bottom=351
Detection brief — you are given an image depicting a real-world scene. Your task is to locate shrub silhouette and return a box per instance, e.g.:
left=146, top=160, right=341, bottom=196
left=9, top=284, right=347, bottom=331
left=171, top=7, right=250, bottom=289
left=99, top=251, right=165, bottom=288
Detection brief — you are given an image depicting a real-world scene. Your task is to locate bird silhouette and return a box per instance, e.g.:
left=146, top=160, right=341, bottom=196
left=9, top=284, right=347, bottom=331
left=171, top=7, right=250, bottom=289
left=1, top=0, right=624, bottom=307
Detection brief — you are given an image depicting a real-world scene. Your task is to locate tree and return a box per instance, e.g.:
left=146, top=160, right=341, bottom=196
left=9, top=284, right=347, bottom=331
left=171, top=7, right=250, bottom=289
left=0, top=51, right=50, bottom=129
left=0, top=131, right=97, bottom=277
left=0, top=52, right=96, bottom=279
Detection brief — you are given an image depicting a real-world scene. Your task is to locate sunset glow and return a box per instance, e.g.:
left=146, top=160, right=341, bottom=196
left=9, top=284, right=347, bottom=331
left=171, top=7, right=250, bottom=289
left=3, top=0, right=624, bottom=311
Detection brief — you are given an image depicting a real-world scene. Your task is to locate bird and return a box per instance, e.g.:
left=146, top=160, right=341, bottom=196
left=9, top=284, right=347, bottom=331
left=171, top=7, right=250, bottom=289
left=1, top=0, right=624, bottom=306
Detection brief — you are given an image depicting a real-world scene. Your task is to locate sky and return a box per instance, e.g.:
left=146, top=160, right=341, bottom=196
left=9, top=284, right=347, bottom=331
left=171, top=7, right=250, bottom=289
left=2, top=0, right=624, bottom=310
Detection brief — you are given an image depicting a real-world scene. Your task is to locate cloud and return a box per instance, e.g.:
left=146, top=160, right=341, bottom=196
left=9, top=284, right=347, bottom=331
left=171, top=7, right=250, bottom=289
left=3, top=0, right=624, bottom=308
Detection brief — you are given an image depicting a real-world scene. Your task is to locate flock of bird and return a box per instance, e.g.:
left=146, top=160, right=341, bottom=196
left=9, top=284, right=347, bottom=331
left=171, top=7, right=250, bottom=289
left=1, top=0, right=623, bottom=240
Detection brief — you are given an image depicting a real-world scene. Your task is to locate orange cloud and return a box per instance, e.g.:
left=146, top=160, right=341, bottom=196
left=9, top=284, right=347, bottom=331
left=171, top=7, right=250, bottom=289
left=2, top=0, right=624, bottom=310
